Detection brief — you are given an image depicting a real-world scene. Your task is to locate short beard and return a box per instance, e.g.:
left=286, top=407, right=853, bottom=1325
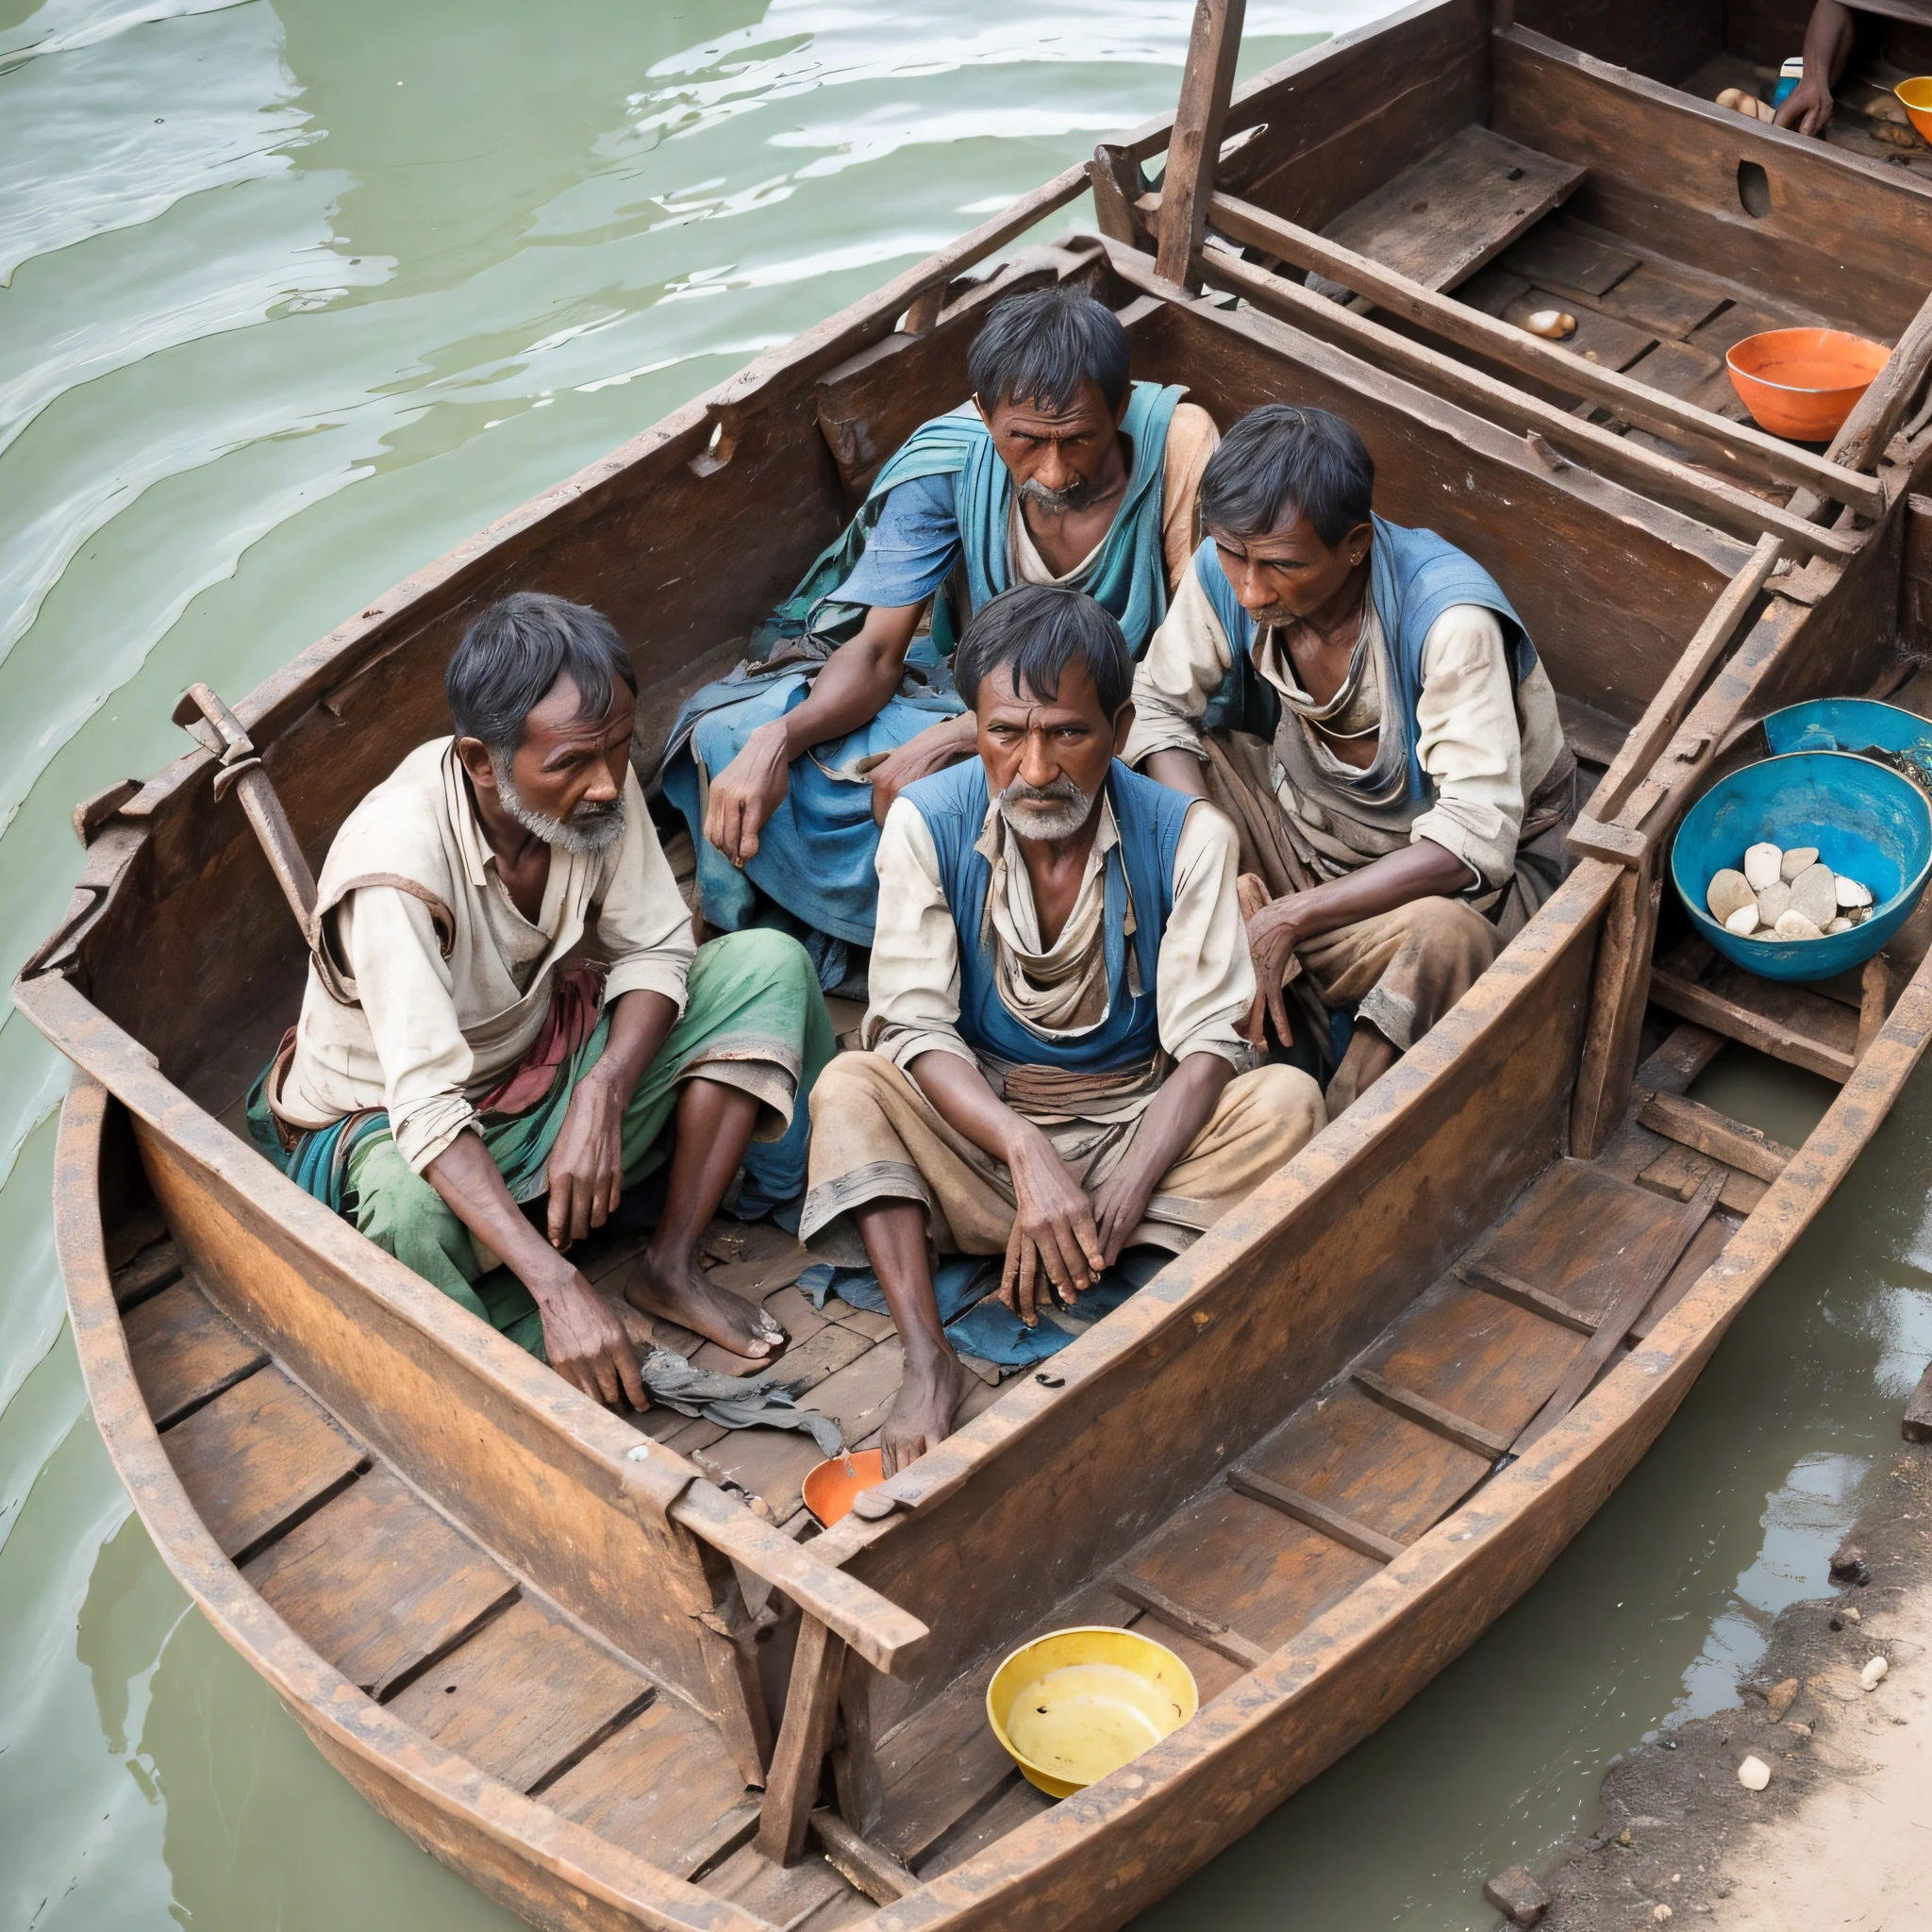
left=998, top=774, right=1094, bottom=843
left=1017, top=475, right=1091, bottom=515
left=490, top=750, right=626, bottom=856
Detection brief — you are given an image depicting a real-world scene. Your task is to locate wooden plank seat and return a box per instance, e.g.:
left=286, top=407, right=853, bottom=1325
left=1320, top=125, right=1585, bottom=292
left=1648, top=941, right=1860, bottom=1082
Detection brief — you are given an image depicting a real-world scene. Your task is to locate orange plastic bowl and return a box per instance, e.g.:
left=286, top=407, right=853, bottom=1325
left=1725, top=327, right=1890, bottom=441
left=803, top=1449, right=887, bottom=1528
left=1895, top=76, right=1932, bottom=146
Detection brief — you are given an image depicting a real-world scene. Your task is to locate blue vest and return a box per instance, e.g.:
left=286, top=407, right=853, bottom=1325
left=756, top=380, right=1188, bottom=660
left=1196, top=515, right=1535, bottom=808
left=905, top=758, right=1192, bottom=1072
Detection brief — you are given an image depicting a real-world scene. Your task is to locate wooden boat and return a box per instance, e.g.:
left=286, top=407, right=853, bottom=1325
left=1530, top=0, right=1932, bottom=175
left=20, top=5, right=1932, bottom=1927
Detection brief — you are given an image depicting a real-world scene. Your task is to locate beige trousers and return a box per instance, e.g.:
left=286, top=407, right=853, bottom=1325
left=1294, top=896, right=1503, bottom=1110
left=798, top=1052, right=1324, bottom=1266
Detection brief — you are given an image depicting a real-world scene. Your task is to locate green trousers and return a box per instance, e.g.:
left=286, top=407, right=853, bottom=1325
left=347, top=928, right=830, bottom=1356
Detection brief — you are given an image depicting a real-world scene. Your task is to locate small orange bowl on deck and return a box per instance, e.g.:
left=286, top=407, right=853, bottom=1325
left=803, top=1449, right=887, bottom=1527
left=1895, top=76, right=1932, bottom=145
left=1724, top=327, right=1890, bottom=441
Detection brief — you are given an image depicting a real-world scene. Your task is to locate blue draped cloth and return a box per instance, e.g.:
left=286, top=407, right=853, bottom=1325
left=660, top=383, right=1187, bottom=986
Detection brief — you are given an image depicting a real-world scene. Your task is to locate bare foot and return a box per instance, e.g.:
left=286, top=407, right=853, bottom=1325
left=881, top=1350, right=971, bottom=1476
left=625, top=1248, right=787, bottom=1362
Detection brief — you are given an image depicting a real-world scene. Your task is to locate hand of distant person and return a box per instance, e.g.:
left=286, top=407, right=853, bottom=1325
left=704, top=720, right=792, bottom=864
left=1774, top=72, right=1833, bottom=137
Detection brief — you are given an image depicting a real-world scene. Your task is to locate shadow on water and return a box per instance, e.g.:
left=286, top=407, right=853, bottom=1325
left=4, top=1, right=1931, bottom=1927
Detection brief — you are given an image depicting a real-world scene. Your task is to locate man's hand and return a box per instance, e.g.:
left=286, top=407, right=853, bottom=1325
left=1090, top=1164, right=1158, bottom=1270
left=998, top=1123, right=1106, bottom=1325
left=869, top=716, right=974, bottom=824
left=534, top=1267, right=649, bottom=1409
left=1244, top=894, right=1305, bottom=1046
left=1774, top=72, right=1833, bottom=137
left=544, top=1064, right=627, bottom=1247
left=704, top=719, right=792, bottom=865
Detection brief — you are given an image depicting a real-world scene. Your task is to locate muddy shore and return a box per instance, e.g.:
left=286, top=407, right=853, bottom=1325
left=1530, top=1431, right=1932, bottom=1928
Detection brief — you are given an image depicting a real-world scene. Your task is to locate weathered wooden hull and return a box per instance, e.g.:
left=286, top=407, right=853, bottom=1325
left=25, top=4, right=1932, bottom=1926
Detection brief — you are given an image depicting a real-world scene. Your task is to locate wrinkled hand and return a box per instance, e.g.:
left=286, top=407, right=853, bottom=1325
left=545, top=1066, right=627, bottom=1248
left=1774, top=75, right=1832, bottom=138
left=998, top=1125, right=1106, bottom=1325
left=869, top=719, right=973, bottom=825
left=1244, top=895, right=1305, bottom=1047
left=704, top=720, right=791, bottom=864
left=1090, top=1164, right=1158, bottom=1269
left=537, top=1269, right=649, bottom=1409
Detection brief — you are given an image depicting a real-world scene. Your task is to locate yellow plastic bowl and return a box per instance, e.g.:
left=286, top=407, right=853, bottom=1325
left=1896, top=76, right=1932, bottom=146
left=986, top=1626, right=1198, bottom=1798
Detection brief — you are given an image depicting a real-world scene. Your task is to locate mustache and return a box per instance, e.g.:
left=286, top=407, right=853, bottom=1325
left=997, top=774, right=1093, bottom=839
left=1017, top=475, right=1091, bottom=514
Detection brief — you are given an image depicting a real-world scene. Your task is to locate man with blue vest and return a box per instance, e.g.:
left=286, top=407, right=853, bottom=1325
left=800, top=584, right=1324, bottom=1472
left=661, top=284, right=1217, bottom=991
left=1126, top=405, right=1578, bottom=1110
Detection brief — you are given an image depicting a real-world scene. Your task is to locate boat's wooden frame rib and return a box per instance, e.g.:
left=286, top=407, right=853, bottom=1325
left=25, top=4, right=1932, bottom=1928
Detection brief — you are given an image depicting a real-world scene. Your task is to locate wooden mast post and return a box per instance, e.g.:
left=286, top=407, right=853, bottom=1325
left=1154, top=0, right=1245, bottom=290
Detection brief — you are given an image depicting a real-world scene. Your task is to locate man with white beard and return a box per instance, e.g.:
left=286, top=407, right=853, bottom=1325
left=253, top=592, right=831, bottom=1406
left=798, top=584, right=1324, bottom=1473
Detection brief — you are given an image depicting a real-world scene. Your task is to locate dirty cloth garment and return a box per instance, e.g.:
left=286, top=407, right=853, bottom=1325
left=639, top=1349, right=844, bottom=1456
left=250, top=929, right=832, bottom=1356
left=799, top=1051, right=1324, bottom=1265
left=657, top=388, right=1216, bottom=988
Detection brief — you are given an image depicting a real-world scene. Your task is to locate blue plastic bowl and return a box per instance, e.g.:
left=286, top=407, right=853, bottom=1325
left=1762, top=697, right=1932, bottom=768
left=1671, top=751, right=1932, bottom=982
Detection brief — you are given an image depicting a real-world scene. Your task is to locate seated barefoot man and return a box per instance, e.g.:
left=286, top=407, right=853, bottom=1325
left=799, top=583, right=1325, bottom=1472
left=1126, top=405, right=1579, bottom=1110
left=661, top=282, right=1218, bottom=990
left=250, top=591, right=833, bottom=1406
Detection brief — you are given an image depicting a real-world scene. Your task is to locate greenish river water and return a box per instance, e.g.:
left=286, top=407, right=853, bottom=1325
left=4, top=4, right=1931, bottom=1925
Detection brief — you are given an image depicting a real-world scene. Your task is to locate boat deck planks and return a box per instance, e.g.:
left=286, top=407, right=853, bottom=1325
left=1321, top=125, right=1586, bottom=292
left=242, top=1466, right=519, bottom=1699
left=125, top=1274, right=269, bottom=1428
left=162, top=1366, right=367, bottom=1562
left=542, top=1701, right=760, bottom=1877
left=1238, top=1383, right=1491, bottom=1544
left=386, top=1596, right=657, bottom=1796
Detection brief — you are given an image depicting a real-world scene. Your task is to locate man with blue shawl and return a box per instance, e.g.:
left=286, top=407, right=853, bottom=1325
left=1125, top=405, right=1580, bottom=1111
left=661, top=283, right=1217, bottom=991
left=250, top=593, right=832, bottom=1407
left=798, top=585, right=1324, bottom=1472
